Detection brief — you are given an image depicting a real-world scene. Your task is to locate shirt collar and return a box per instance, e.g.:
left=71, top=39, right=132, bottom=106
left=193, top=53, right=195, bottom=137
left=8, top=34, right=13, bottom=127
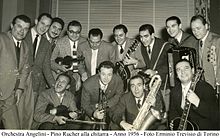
left=31, top=28, right=41, bottom=39
left=135, top=93, right=145, bottom=104
left=181, top=81, right=192, bottom=96
left=12, top=36, right=21, bottom=47
left=201, top=31, right=209, bottom=43
left=99, top=80, right=108, bottom=92
left=175, top=30, right=183, bottom=43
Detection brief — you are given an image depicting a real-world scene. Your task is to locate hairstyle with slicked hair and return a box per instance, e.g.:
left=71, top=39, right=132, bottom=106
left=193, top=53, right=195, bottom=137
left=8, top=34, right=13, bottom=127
left=88, top=28, right=103, bottom=39
left=37, top=13, right=52, bottom=21
left=113, top=24, right=128, bottom=34
left=139, top=24, right=155, bottom=35
left=67, top=20, right=82, bottom=32
left=166, top=16, right=181, bottom=25
left=51, top=17, right=65, bottom=30
left=12, top=14, right=31, bottom=26
left=190, top=15, right=207, bottom=25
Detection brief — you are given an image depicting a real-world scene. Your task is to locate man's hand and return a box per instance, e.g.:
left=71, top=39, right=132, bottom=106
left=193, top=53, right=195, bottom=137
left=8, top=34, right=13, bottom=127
left=49, top=108, right=57, bottom=115
left=69, top=111, right=78, bottom=120
left=187, top=89, right=200, bottom=107
left=81, top=72, right=88, bottom=82
left=123, top=56, right=138, bottom=65
left=120, top=120, right=135, bottom=131
left=15, top=89, right=23, bottom=104
left=93, top=109, right=105, bottom=120
left=53, top=116, right=68, bottom=125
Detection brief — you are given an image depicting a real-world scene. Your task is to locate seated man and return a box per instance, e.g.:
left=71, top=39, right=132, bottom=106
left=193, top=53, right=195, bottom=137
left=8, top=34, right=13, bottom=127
left=34, top=73, right=80, bottom=130
left=168, top=59, right=219, bottom=130
left=109, top=74, right=165, bottom=130
left=81, top=61, right=124, bottom=130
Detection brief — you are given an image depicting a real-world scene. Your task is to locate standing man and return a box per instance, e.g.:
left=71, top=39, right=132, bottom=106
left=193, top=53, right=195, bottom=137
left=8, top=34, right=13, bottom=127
left=78, top=28, right=116, bottom=81
left=24, top=13, right=55, bottom=99
left=110, top=75, right=165, bottom=130
left=138, top=24, right=171, bottom=112
left=81, top=61, right=124, bottom=129
left=112, top=24, right=145, bottom=71
left=0, top=15, right=31, bottom=129
left=169, top=59, right=218, bottom=130
left=166, top=16, right=199, bottom=65
left=45, top=17, right=65, bottom=51
left=190, top=15, right=220, bottom=90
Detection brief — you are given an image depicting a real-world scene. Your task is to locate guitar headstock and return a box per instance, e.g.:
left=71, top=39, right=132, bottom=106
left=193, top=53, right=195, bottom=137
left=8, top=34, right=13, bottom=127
left=129, top=39, right=139, bottom=52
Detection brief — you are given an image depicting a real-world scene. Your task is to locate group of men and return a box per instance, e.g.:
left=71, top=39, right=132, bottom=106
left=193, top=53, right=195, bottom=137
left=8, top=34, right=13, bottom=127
left=0, top=12, right=219, bottom=130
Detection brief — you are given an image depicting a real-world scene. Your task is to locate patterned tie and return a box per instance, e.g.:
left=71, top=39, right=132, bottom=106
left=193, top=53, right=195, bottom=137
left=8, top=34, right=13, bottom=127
left=33, top=34, right=39, bottom=59
left=119, top=45, right=124, bottom=54
left=73, top=41, right=76, bottom=49
left=199, top=40, right=203, bottom=67
left=137, top=99, right=141, bottom=108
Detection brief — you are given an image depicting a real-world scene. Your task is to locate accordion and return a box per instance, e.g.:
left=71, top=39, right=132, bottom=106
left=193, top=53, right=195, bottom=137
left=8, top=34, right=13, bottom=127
left=167, top=47, right=196, bottom=87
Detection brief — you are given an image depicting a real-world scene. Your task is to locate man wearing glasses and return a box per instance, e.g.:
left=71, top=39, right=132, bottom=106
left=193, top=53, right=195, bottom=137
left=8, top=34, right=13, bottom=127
left=51, top=20, right=87, bottom=107
left=78, top=28, right=116, bottom=81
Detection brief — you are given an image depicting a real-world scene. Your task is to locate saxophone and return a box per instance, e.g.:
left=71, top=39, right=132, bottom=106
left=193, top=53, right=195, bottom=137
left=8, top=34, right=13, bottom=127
left=133, top=74, right=162, bottom=130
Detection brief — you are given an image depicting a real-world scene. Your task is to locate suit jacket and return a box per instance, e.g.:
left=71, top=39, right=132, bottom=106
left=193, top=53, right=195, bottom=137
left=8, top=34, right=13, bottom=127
left=34, top=88, right=77, bottom=123
left=168, top=81, right=218, bottom=130
left=81, top=74, right=124, bottom=117
left=78, top=40, right=116, bottom=77
left=140, top=37, right=172, bottom=87
left=0, top=32, right=30, bottom=100
left=201, top=32, right=220, bottom=88
left=24, top=30, right=55, bottom=93
left=168, top=31, right=199, bottom=66
left=110, top=90, right=164, bottom=129
left=112, top=38, right=145, bottom=70
left=51, top=35, right=87, bottom=72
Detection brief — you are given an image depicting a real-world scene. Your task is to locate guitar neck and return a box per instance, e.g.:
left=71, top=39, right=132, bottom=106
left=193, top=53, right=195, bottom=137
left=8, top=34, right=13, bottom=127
left=178, top=100, right=191, bottom=130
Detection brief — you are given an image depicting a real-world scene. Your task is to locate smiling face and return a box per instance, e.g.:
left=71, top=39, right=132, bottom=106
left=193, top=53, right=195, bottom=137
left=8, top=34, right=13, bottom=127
left=99, top=67, right=113, bottom=85
left=139, top=29, right=154, bottom=47
left=130, top=77, right=145, bottom=98
left=176, top=61, right=194, bottom=84
left=67, top=25, right=81, bottom=41
left=35, top=15, right=52, bottom=35
left=114, top=28, right=126, bottom=45
left=48, top=22, right=62, bottom=39
left=166, top=20, right=182, bottom=38
left=11, top=18, right=30, bottom=40
left=54, top=75, right=70, bottom=94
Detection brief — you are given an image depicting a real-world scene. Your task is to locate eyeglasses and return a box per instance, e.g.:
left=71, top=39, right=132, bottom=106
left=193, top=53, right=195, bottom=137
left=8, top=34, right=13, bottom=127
left=68, top=30, right=81, bottom=35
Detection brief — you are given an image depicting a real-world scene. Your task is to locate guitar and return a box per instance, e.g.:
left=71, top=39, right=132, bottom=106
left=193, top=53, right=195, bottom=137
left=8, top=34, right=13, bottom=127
left=115, top=39, right=140, bottom=80
left=55, top=55, right=85, bottom=69
left=170, top=67, right=204, bottom=130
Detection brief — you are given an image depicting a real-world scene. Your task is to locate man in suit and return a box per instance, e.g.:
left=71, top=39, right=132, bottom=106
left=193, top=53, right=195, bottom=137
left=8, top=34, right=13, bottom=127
left=81, top=61, right=124, bottom=129
left=138, top=24, right=172, bottom=112
left=34, top=73, right=79, bottom=130
left=24, top=13, right=55, bottom=100
left=191, top=15, right=220, bottom=91
left=51, top=20, right=87, bottom=107
left=112, top=24, right=145, bottom=88
left=78, top=28, right=116, bottom=81
left=168, top=59, right=218, bottom=130
left=166, top=16, right=199, bottom=65
left=45, top=17, right=65, bottom=52
left=0, top=15, right=31, bottom=129
left=109, top=75, right=165, bottom=130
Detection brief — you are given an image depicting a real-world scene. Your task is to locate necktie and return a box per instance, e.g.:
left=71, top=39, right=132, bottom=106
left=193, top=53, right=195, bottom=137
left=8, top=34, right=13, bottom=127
left=15, top=41, right=20, bottom=66
left=199, top=40, right=203, bottom=67
left=73, top=41, right=76, bottom=49
left=33, top=34, right=39, bottom=59
left=137, top=99, right=141, bottom=108
left=147, top=45, right=151, bottom=54
left=119, top=45, right=124, bottom=54
left=51, top=39, right=56, bottom=52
